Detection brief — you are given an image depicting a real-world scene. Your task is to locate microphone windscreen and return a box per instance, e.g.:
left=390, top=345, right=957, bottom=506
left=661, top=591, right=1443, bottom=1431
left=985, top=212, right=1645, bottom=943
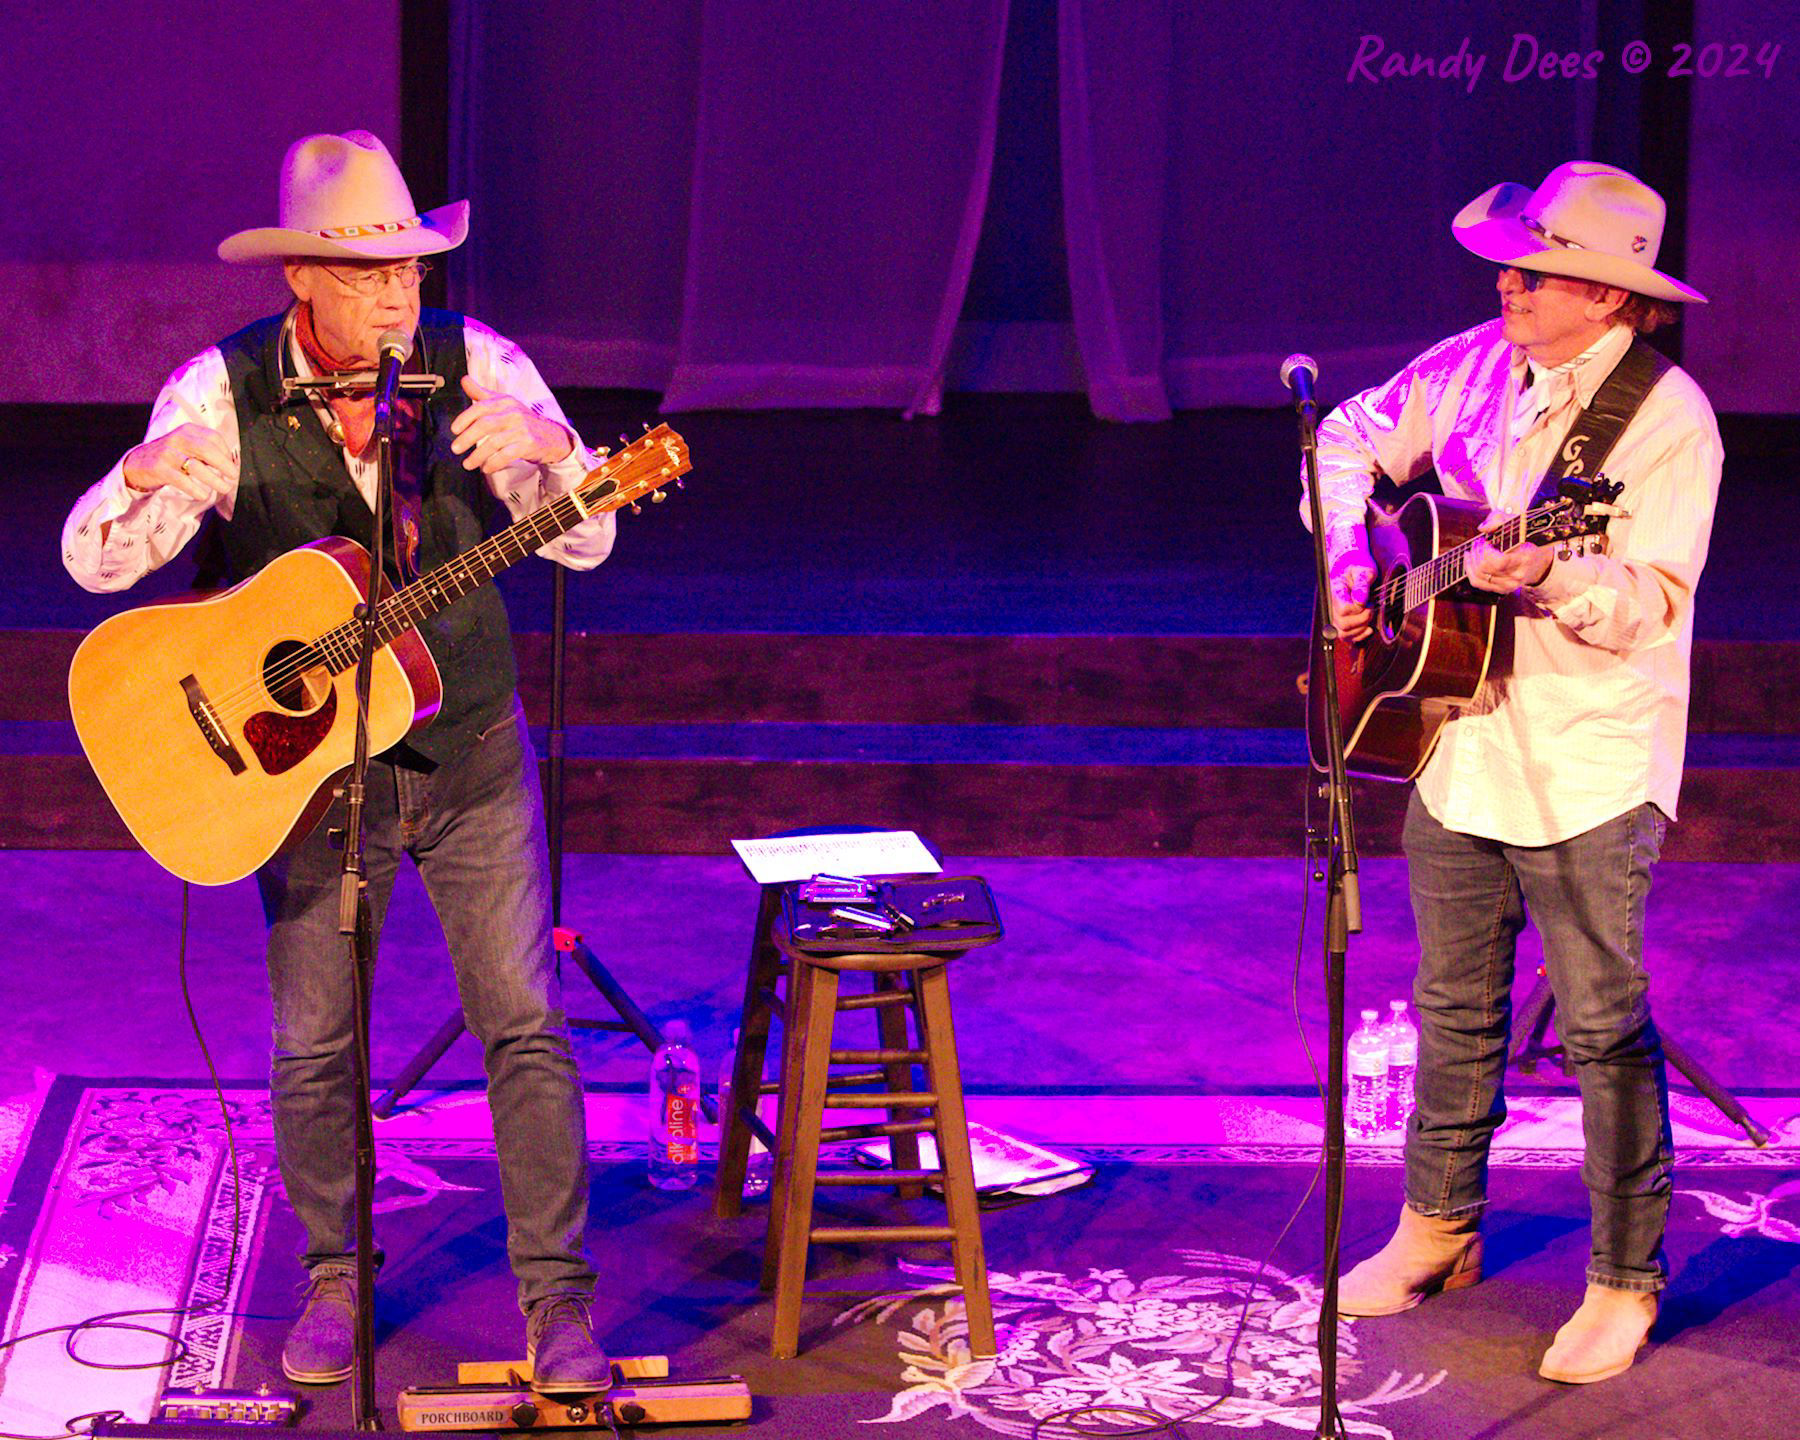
left=377, top=328, right=414, bottom=361
left=1279, top=353, right=1319, bottom=390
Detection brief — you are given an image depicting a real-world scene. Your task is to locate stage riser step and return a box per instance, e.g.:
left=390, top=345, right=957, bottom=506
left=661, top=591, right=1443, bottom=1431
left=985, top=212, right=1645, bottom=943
left=7, top=756, right=1793, bottom=863
left=10, top=630, right=1798, bottom=734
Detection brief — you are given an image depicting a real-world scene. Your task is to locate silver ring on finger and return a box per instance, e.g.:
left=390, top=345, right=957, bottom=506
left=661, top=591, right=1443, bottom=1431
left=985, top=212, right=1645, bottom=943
left=180, top=457, right=195, bottom=477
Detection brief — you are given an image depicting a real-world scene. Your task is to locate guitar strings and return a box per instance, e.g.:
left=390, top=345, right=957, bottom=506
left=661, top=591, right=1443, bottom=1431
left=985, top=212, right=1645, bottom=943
left=197, top=450, right=678, bottom=727
left=1368, top=502, right=1550, bottom=614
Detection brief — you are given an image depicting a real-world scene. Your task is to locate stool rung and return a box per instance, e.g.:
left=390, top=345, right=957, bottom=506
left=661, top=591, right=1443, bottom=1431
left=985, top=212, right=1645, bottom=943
left=744, top=1113, right=777, bottom=1151
left=836, top=991, right=912, bottom=1012
left=809, top=1225, right=955, bottom=1244
left=830, top=1048, right=927, bottom=1064
left=814, top=1169, right=941, bottom=1187
left=822, top=1091, right=936, bottom=1109
left=825, top=1069, right=890, bottom=1087
left=756, top=1079, right=781, bottom=1095
left=570, top=1019, right=633, bottom=1032
left=819, top=1117, right=937, bottom=1143
left=756, top=989, right=786, bottom=1021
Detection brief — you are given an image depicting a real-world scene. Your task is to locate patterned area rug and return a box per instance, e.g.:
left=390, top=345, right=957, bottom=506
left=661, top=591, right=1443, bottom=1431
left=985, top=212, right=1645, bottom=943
left=1, top=1081, right=1797, bottom=1439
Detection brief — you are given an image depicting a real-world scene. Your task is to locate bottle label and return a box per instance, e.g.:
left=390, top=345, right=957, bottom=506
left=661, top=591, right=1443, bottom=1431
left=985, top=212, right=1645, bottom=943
left=666, top=1091, right=699, bottom=1162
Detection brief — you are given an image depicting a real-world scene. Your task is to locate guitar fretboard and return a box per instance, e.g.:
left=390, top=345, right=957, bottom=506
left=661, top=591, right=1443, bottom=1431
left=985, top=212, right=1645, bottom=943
left=1377, top=504, right=1550, bottom=616
left=286, top=425, right=686, bottom=680
left=308, top=486, right=613, bottom=674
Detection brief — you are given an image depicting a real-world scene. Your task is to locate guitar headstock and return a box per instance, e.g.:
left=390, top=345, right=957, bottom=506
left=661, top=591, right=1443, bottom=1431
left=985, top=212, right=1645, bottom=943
left=1526, top=475, right=1628, bottom=547
left=575, top=424, right=692, bottom=517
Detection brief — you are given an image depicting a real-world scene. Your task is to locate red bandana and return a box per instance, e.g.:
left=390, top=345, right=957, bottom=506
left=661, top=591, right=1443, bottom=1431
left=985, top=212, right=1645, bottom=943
left=293, top=302, right=424, bottom=575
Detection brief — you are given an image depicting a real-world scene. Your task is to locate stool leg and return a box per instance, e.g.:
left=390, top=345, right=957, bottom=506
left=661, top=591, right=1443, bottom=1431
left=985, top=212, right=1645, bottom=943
left=876, top=971, right=925, bottom=1199
left=761, top=948, right=811, bottom=1291
left=770, top=964, right=840, bottom=1359
left=915, top=966, right=996, bottom=1358
left=717, top=885, right=784, bottom=1218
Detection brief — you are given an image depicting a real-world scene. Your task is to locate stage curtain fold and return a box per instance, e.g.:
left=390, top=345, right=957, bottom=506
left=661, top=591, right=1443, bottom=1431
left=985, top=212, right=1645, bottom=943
left=451, top=0, right=1009, bottom=413
left=1056, top=1, right=1596, bottom=419
left=660, top=0, right=1009, bottom=413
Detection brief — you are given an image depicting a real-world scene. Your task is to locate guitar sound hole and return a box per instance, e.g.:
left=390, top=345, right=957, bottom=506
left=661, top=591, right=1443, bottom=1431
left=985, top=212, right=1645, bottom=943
left=1377, top=565, right=1407, bottom=644
left=263, top=640, right=330, bottom=713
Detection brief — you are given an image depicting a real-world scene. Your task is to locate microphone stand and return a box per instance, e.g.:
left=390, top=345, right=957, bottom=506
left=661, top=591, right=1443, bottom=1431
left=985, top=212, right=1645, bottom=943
left=1295, top=371, right=1360, bottom=1440
left=334, top=356, right=404, bottom=1432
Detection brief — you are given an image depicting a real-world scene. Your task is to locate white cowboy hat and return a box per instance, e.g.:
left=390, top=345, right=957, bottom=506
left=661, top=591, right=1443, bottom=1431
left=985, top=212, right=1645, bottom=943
left=218, top=130, right=468, bottom=264
left=1452, top=160, right=1705, bottom=304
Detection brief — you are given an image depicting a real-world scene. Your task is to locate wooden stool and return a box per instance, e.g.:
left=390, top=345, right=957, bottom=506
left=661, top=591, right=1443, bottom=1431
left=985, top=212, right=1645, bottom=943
left=715, top=833, right=945, bottom=1218
left=715, top=883, right=937, bottom=1218
left=759, top=912, right=997, bottom=1360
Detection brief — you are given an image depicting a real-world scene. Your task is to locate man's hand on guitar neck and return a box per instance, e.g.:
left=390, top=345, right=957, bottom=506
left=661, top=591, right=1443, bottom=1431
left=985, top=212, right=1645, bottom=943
left=1467, top=512, right=1554, bottom=595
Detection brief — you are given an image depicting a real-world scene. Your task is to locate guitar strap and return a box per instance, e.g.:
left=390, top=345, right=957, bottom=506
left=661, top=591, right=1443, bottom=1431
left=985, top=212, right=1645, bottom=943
left=1536, top=336, right=1672, bottom=497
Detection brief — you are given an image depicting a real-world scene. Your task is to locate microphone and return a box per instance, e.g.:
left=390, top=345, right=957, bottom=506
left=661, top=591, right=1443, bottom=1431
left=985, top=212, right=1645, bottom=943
left=372, top=328, right=413, bottom=432
left=1279, top=353, right=1318, bottom=417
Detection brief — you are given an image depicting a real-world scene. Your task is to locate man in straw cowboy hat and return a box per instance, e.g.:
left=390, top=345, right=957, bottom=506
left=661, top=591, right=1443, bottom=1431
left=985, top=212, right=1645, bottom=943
left=1302, top=161, right=1721, bottom=1384
left=64, top=131, right=617, bottom=1389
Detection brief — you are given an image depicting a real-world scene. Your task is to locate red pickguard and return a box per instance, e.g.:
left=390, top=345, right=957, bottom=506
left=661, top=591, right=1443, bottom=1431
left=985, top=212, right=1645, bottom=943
left=243, top=687, right=339, bottom=776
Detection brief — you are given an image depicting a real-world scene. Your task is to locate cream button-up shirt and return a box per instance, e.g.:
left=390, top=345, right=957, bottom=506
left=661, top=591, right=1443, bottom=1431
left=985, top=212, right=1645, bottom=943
left=62, top=314, right=616, bottom=594
left=1306, top=319, right=1723, bottom=847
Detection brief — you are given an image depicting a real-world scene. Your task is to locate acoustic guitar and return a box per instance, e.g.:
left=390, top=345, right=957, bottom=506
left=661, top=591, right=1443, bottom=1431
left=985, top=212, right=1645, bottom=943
left=1306, top=476, right=1625, bottom=781
left=68, top=425, right=691, bottom=885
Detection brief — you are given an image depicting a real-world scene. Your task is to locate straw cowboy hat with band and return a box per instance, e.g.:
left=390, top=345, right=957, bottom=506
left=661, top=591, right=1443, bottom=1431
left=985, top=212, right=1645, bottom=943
left=1452, top=160, right=1706, bottom=305
left=218, top=130, right=468, bottom=264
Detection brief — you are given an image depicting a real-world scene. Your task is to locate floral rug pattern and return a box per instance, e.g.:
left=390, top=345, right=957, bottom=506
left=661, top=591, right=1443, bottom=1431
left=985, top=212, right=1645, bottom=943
left=842, top=1257, right=1443, bottom=1438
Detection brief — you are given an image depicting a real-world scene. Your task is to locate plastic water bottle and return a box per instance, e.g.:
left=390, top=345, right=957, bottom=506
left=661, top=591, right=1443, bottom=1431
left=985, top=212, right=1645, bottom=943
left=1347, top=1009, right=1391, bottom=1140
left=649, top=1021, right=701, bottom=1191
left=1384, top=999, right=1419, bottom=1133
left=718, top=1028, right=772, bottom=1196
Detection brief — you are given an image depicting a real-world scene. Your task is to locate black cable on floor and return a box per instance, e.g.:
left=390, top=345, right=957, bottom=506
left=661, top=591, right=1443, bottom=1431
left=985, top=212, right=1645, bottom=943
left=0, top=883, right=279, bottom=1440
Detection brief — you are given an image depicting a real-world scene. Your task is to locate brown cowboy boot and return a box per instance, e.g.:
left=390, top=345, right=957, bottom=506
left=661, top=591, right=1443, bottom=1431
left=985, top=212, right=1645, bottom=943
left=1538, top=1284, right=1656, bottom=1384
left=1338, top=1204, right=1483, bottom=1317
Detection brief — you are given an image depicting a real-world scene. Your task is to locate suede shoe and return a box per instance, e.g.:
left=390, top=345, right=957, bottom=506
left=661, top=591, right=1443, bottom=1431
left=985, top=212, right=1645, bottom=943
left=1539, top=1283, right=1656, bottom=1384
left=281, top=1261, right=356, bottom=1385
left=1338, top=1204, right=1483, bottom=1317
left=526, top=1294, right=612, bottom=1393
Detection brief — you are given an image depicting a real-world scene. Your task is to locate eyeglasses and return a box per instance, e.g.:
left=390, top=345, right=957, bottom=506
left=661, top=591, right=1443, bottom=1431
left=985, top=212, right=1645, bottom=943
left=319, top=260, right=433, bottom=296
left=1501, top=266, right=1551, bottom=292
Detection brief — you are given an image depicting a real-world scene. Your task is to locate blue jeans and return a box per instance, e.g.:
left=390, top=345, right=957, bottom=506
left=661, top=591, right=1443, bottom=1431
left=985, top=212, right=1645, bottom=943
left=1400, top=789, right=1673, bottom=1293
left=258, top=705, right=594, bottom=1309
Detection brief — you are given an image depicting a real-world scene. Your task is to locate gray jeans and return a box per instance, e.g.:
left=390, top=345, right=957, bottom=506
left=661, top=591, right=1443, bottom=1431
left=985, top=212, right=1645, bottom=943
left=1400, top=789, right=1673, bottom=1292
left=258, top=706, right=594, bottom=1308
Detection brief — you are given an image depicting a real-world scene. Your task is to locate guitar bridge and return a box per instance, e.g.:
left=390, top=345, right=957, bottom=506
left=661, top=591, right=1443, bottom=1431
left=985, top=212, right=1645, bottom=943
left=180, top=673, right=247, bottom=775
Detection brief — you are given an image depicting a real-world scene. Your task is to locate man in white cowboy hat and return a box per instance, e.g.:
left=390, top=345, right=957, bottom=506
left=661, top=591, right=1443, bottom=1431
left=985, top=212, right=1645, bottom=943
left=63, top=131, right=617, bottom=1389
left=1302, top=160, right=1722, bottom=1384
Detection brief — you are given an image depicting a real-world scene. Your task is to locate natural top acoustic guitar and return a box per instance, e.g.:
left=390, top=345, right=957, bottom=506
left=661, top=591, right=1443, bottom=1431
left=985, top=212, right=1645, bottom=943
left=69, top=425, right=691, bottom=886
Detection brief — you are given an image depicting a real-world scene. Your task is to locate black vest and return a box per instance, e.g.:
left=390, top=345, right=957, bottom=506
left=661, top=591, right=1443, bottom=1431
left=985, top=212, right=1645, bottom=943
left=208, top=308, right=518, bottom=766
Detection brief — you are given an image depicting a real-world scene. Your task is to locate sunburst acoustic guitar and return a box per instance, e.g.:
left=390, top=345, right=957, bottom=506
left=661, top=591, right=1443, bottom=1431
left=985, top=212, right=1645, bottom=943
left=1306, top=476, right=1626, bottom=781
left=69, top=425, right=691, bottom=886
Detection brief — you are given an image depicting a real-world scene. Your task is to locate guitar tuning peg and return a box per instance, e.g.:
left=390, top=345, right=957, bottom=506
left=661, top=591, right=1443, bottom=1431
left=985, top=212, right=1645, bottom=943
left=650, top=489, right=667, bottom=503
left=629, top=501, right=642, bottom=515
left=619, top=433, right=629, bottom=445
left=674, top=478, right=685, bottom=489
left=641, top=422, right=650, bottom=431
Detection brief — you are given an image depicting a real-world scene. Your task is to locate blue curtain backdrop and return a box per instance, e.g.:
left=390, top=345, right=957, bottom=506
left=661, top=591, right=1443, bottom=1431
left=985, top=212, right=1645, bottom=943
left=1, top=0, right=1793, bottom=412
